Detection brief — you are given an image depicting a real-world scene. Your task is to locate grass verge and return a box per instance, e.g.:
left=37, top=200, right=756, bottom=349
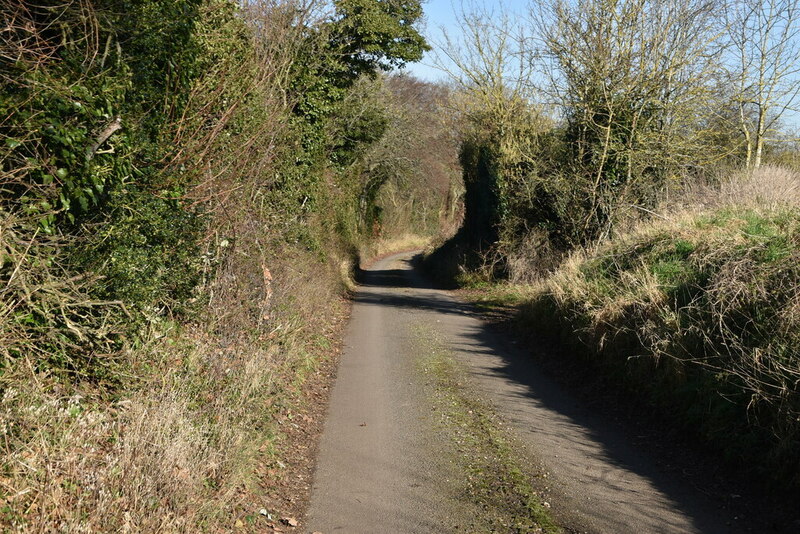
left=0, top=240, right=350, bottom=532
left=520, top=206, right=800, bottom=489
left=414, top=324, right=561, bottom=534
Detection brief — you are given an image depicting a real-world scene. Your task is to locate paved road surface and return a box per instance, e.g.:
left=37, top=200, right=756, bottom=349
left=306, top=251, right=751, bottom=533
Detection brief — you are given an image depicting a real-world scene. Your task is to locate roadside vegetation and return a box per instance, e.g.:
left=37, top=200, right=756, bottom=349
left=425, top=0, right=800, bottom=491
left=521, top=166, right=800, bottom=487
left=5, top=0, right=800, bottom=527
left=0, top=0, right=458, bottom=530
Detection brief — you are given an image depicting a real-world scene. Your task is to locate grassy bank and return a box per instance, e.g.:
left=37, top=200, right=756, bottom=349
left=439, top=167, right=800, bottom=490
left=0, top=237, right=348, bottom=530
left=524, top=207, right=800, bottom=485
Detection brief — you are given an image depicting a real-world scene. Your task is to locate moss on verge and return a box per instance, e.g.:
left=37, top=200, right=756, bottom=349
left=414, top=324, right=561, bottom=534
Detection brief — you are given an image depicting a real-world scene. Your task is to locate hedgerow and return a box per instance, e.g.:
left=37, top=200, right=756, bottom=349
left=1, top=0, right=450, bottom=529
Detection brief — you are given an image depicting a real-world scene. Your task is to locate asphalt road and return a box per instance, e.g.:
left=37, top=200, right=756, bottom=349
left=306, top=251, right=752, bottom=534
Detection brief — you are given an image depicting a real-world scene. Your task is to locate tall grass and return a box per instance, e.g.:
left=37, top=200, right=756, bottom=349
left=518, top=166, right=800, bottom=488
left=1, top=287, right=342, bottom=530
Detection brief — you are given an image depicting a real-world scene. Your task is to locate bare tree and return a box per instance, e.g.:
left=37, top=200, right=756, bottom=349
left=431, top=1, right=539, bottom=135
left=537, top=0, right=723, bottom=236
left=726, top=0, right=800, bottom=169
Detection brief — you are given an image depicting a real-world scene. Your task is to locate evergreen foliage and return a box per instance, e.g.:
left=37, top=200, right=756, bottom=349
left=1, top=0, right=447, bottom=528
left=1, top=0, right=430, bottom=361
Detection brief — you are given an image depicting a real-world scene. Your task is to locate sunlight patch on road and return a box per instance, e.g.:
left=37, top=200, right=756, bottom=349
left=412, top=322, right=561, bottom=534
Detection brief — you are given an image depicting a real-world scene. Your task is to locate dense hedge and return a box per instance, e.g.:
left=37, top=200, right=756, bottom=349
left=0, top=0, right=430, bottom=377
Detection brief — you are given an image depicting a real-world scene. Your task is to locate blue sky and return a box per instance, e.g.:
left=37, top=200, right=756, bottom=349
left=404, top=0, right=529, bottom=82
left=403, top=0, right=800, bottom=132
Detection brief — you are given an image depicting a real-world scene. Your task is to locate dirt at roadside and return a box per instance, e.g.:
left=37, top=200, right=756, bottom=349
left=246, top=299, right=350, bottom=533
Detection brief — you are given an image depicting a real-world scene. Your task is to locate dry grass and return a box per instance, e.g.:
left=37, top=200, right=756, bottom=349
left=516, top=165, right=800, bottom=487
left=502, top=229, right=564, bottom=285
left=668, top=164, right=800, bottom=213
left=0, top=220, right=427, bottom=531
left=358, top=233, right=432, bottom=264
left=1, top=248, right=345, bottom=531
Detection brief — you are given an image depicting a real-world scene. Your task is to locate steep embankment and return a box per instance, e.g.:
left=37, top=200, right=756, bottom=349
left=1, top=0, right=453, bottom=530
left=518, top=203, right=800, bottom=489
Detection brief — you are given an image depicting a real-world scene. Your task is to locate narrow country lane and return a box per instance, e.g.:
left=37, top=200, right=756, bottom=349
left=306, top=251, right=752, bottom=534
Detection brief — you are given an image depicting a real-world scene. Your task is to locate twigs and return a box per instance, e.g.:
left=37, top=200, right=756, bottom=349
left=0, top=213, right=124, bottom=370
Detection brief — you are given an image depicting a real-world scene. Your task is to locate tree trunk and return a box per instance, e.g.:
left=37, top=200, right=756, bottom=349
left=754, top=107, right=766, bottom=169
left=740, top=102, right=753, bottom=169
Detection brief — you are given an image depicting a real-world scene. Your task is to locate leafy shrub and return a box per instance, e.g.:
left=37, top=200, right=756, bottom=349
left=1, top=0, right=439, bottom=530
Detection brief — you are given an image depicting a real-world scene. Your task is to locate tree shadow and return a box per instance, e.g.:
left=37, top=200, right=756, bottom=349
left=351, top=252, right=788, bottom=534
left=355, top=254, right=433, bottom=290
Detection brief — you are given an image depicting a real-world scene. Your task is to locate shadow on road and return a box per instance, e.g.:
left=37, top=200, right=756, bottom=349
left=354, top=256, right=483, bottom=318
left=355, top=255, right=434, bottom=290
left=353, top=253, right=784, bottom=534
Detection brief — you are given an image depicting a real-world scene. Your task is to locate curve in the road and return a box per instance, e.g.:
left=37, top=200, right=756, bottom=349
left=306, top=251, right=752, bottom=534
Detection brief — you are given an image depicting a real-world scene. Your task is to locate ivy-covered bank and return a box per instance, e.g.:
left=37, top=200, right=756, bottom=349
left=0, top=0, right=456, bottom=530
